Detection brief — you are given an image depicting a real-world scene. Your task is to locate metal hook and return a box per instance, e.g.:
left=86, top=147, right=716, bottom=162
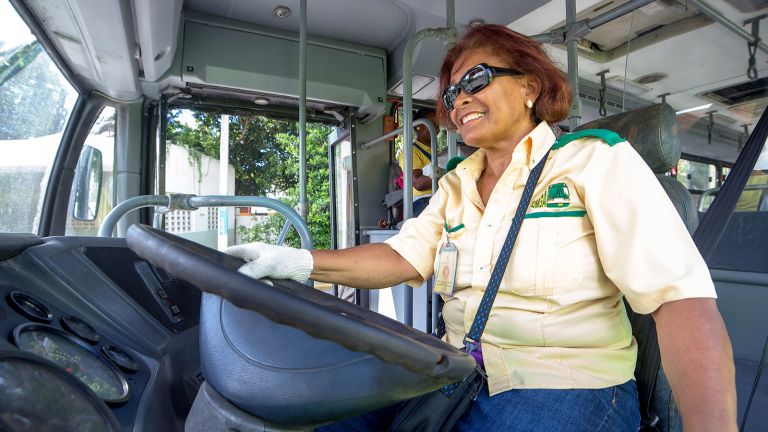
left=743, top=15, right=766, bottom=80
left=706, top=110, right=717, bottom=145
left=596, top=69, right=609, bottom=117
left=657, top=92, right=670, bottom=105
left=739, top=124, right=750, bottom=151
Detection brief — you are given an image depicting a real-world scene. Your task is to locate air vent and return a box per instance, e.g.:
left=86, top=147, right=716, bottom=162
left=722, top=0, right=767, bottom=13
left=389, top=74, right=438, bottom=100
left=700, top=77, right=768, bottom=106
left=546, top=0, right=712, bottom=63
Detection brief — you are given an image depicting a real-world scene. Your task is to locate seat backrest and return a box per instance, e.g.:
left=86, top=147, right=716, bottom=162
left=576, top=103, right=686, bottom=432
left=577, top=103, right=696, bottom=234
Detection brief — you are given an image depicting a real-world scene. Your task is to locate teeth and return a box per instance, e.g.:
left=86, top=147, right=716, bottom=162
left=461, top=112, right=484, bottom=125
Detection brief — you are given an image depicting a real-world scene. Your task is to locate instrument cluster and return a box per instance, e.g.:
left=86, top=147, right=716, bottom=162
left=0, top=286, right=149, bottom=431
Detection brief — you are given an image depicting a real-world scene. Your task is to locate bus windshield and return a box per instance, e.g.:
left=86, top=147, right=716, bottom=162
left=0, top=1, right=78, bottom=234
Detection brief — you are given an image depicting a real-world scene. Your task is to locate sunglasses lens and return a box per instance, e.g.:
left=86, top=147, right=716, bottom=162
left=442, top=65, right=493, bottom=111
left=442, top=85, right=457, bottom=111
left=464, top=67, right=490, bottom=94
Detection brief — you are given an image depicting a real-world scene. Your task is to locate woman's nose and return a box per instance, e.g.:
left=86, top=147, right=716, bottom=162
left=454, top=89, right=472, bottom=109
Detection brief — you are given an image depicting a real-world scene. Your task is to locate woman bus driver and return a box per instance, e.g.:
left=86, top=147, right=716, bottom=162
left=227, top=24, right=737, bottom=431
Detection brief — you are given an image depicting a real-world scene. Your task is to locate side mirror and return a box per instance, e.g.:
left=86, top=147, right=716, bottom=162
left=72, top=146, right=103, bottom=221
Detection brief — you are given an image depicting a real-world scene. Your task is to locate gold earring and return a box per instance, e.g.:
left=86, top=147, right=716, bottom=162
left=526, top=99, right=534, bottom=109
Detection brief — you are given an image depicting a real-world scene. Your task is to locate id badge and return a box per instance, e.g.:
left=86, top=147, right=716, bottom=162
left=434, top=241, right=458, bottom=296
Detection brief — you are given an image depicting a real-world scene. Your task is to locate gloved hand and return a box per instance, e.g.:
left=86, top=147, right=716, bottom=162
left=225, top=242, right=313, bottom=283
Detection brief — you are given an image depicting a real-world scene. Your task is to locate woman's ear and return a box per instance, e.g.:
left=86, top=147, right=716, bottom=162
left=524, top=75, right=542, bottom=101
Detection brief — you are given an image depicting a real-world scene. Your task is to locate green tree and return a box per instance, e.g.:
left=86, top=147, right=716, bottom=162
left=167, top=111, right=298, bottom=195
left=238, top=123, right=332, bottom=249
left=167, top=110, right=332, bottom=249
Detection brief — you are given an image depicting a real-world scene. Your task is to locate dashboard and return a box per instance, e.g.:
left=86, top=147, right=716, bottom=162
left=0, top=234, right=202, bottom=431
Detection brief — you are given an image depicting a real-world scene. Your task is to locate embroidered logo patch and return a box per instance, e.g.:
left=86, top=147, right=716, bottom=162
left=531, top=182, right=570, bottom=208
left=546, top=183, right=570, bottom=208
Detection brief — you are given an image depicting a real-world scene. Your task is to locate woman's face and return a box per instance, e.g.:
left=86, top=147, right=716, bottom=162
left=447, top=49, right=538, bottom=150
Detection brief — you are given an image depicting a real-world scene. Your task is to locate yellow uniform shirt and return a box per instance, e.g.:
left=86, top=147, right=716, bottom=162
left=385, top=121, right=716, bottom=395
left=398, top=140, right=433, bottom=198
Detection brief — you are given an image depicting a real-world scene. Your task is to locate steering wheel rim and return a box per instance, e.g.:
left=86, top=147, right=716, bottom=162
left=125, top=223, right=475, bottom=379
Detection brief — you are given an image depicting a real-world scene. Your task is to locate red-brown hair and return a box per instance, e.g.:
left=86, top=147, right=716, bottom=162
left=437, top=24, right=571, bottom=129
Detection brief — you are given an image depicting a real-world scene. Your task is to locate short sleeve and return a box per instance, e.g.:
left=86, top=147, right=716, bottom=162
left=582, top=141, right=716, bottom=314
left=384, top=187, right=446, bottom=287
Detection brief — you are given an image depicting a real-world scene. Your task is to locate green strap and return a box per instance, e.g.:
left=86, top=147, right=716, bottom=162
left=444, top=223, right=465, bottom=233
left=551, top=128, right=625, bottom=150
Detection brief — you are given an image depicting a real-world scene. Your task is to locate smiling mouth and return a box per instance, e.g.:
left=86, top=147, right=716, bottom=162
left=461, top=112, right=485, bottom=125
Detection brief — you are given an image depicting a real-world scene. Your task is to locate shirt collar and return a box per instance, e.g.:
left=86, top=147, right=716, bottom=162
left=526, top=121, right=557, bottom=169
left=456, top=121, right=557, bottom=179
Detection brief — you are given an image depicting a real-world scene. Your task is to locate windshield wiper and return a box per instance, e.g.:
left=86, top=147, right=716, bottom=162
left=0, top=41, right=42, bottom=87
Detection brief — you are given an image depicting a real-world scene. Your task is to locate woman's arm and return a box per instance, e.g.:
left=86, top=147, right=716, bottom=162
left=653, top=298, right=737, bottom=431
left=310, top=243, right=421, bottom=288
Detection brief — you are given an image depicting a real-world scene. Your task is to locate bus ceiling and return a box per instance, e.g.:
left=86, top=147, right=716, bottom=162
left=15, top=0, right=768, bottom=138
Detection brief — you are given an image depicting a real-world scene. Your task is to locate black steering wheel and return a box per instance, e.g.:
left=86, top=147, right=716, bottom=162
left=126, top=224, right=476, bottom=427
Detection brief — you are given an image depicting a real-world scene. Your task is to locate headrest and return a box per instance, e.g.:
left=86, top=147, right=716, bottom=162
left=576, top=103, right=681, bottom=173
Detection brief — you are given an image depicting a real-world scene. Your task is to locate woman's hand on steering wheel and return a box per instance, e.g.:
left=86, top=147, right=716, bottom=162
left=226, top=242, right=313, bottom=283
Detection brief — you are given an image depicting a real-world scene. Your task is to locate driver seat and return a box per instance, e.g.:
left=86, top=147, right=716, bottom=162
left=576, top=103, right=689, bottom=432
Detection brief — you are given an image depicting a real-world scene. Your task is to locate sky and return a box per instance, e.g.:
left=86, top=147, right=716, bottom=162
left=0, top=1, right=35, bottom=53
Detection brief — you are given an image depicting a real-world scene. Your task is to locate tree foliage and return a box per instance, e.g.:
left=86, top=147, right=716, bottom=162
left=0, top=41, right=71, bottom=140
left=167, top=110, right=332, bottom=249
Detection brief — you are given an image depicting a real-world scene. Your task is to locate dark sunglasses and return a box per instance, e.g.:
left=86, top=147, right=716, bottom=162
left=441, top=63, right=524, bottom=112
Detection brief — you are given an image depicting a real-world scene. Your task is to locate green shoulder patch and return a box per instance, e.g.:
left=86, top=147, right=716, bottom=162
left=551, top=128, right=625, bottom=150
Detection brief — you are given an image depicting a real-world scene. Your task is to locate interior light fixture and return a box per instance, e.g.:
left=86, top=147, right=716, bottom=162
left=635, top=72, right=668, bottom=85
left=675, top=103, right=713, bottom=115
left=274, top=6, right=291, bottom=18
left=254, top=97, right=269, bottom=106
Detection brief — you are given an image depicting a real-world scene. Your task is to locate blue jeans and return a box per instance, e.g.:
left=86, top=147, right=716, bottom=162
left=412, top=196, right=430, bottom=217
left=315, top=380, right=639, bottom=432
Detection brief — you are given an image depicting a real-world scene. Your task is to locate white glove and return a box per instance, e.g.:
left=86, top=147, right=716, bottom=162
left=225, top=242, right=313, bottom=283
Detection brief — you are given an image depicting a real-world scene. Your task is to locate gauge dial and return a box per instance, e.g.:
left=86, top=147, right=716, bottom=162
left=61, top=315, right=100, bottom=344
left=13, top=324, right=130, bottom=403
left=102, top=345, right=138, bottom=373
left=7, top=291, right=52, bottom=322
left=0, top=351, right=120, bottom=432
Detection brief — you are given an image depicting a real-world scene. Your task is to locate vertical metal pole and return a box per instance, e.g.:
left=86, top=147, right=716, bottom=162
left=350, top=120, right=366, bottom=307
left=399, top=0, right=455, bottom=327
left=403, top=1, right=456, bottom=222
left=154, top=97, right=169, bottom=233
left=566, top=0, right=581, bottom=130
left=447, top=130, right=458, bottom=159
left=298, top=0, right=308, bottom=219
left=328, top=134, right=339, bottom=297
left=158, top=96, right=168, bottom=197
left=218, top=114, right=230, bottom=251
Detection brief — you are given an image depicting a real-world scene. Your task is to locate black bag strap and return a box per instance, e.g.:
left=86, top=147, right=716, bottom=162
left=413, top=141, right=432, bottom=161
left=628, top=302, right=662, bottom=431
left=463, top=149, right=550, bottom=349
